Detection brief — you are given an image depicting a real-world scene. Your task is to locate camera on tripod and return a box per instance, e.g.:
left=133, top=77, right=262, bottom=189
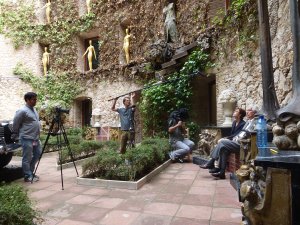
left=55, top=107, right=70, bottom=114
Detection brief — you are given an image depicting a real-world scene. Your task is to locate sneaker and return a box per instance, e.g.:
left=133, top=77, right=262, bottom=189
left=177, top=158, right=184, bottom=163
left=168, top=152, right=175, bottom=161
left=24, top=176, right=39, bottom=183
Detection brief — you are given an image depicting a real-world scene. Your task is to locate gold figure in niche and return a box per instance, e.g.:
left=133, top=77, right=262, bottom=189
left=42, top=47, right=50, bottom=76
left=42, top=0, right=51, bottom=24
left=86, top=0, right=92, bottom=14
left=82, top=40, right=97, bottom=71
left=123, top=28, right=132, bottom=64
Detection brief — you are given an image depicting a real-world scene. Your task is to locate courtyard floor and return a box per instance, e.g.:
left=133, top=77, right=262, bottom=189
left=14, top=153, right=242, bottom=225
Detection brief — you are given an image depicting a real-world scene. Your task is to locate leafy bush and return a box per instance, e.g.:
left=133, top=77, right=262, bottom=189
left=66, top=127, right=82, bottom=136
left=0, top=184, right=40, bottom=225
left=187, top=122, right=200, bottom=144
left=82, top=138, right=170, bottom=181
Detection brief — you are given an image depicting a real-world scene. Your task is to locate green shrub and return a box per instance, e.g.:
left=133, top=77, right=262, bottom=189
left=0, top=184, right=40, bottom=225
left=66, top=127, right=82, bottom=136
left=82, top=138, right=170, bottom=181
left=187, top=122, right=200, bottom=144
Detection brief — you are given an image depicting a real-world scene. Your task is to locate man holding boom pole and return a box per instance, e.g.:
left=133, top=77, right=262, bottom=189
left=111, top=92, right=136, bottom=154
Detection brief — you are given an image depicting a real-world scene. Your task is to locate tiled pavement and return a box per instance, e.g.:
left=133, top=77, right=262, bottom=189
left=13, top=153, right=242, bottom=225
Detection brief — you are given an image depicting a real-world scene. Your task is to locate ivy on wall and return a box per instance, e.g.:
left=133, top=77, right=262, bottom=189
left=212, top=0, right=258, bottom=58
left=13, top=63, right=82, bottom=109
left=139, top=49, right=213, bottom=137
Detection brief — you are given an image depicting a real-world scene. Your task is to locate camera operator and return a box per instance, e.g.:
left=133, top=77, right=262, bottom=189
left=13, top=92, right=41, bottom=182
left=168, top=108, right=195, bottom=163
left=111, top=92, right=136, bottom=154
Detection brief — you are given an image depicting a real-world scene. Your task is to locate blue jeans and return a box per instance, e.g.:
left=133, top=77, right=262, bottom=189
left=170, top=138, right=195, bottom=159
left=21, top=138, right=41, bottom=178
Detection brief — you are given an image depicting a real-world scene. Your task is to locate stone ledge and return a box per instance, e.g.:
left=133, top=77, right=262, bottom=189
left=76, top=159, right=171, bottom=190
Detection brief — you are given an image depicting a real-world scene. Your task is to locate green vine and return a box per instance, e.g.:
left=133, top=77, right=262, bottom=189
left=13, top=63, right=83, bottom=109
left=140, top=49, right=213, bottom=136
left=212, top=0, right=258, bottom=58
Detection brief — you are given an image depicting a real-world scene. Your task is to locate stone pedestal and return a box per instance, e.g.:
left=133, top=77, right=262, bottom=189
left=222, top=102, right=236, bottom=127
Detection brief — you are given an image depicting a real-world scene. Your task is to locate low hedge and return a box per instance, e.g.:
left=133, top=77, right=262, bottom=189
left=81, top=138, right=170, bottom=181
left=0, top=184, right=41, bottom=225
left=59, top=140, right=118, bottom=164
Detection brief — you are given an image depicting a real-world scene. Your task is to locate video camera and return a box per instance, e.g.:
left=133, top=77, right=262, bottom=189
left=170, top=108, right=189, bottom=122
left=55, top=107, right=70, bottom=114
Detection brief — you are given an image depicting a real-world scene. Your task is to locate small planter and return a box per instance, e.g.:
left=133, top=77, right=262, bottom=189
left=76, top=159, right=171, bottom=190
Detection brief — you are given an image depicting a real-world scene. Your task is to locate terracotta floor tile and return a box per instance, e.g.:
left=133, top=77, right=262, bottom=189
left=69, top=206, right=108, bottom=222
left=182, top=194, right=213, bottom=206
left=46, top=203, right=82, bottom=218
left=66, top=194, right=99, bottom=204
left=116, top=198, right=148, bottom=212
left=132, top=213, right=172, bottom=225
left=154, top=193, right=185, bottom=204
left=29, top=189, right=59, bottom=199
left=143, top=202, right=180, bottom=216
left=210, top=220, right=241, bottom=225
left=192, top=179, right=217, bottom=187
left=211, top=207, right=242, bottom=223
left=170, top=217, right=209, bottom=225
left=213, top=194, right=240, bottom=208
left=57, top=219, right=93, bottom=225
left=174, top=174, right=197, bottom=180
left=99, top=210, right=140, bottom=225
left=189, top=186, right=215, bottom=195
left=90, top=197, right=124, bottom=209
left=176, top=205, right=212, bottom=220
left=82, top=188, right=110, bottom=196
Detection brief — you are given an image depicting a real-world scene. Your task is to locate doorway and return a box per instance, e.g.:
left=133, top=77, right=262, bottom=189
left=81, top=99, right=92, bottom=127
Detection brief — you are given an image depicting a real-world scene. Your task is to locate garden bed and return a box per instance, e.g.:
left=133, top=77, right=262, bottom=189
left=76, top=159, right=171, bottom=190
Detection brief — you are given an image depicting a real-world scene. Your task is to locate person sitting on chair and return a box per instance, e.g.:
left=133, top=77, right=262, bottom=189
left=168, top=108, right=195, bottom=163
left=200, top=107, right=257, bottom=179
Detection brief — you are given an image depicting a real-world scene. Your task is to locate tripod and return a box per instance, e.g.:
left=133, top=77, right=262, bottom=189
left=33, top=111, right=79, bottom=190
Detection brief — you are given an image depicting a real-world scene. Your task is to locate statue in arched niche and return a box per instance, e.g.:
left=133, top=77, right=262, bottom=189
left=86, top=0, right=92, bottom=14
left=163, top=2, right=178, bottom=43
left=123, top=28, right=132, bottom=64
left=42, top=0, right=51, bottom=24
left=42, top=47, right=50, bottom=76
left=82, top=40, right=97, bottom=71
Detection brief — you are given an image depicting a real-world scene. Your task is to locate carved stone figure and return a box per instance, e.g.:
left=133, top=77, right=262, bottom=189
left=163, top=3, right=178, bottom=43
left=123, top=28, right=131, bottom=64
left=42, top=47, right=50, bottom=76
left=82, top=40, right=97, bottom=71
left=43, top=0, right=51, bottom=24
left=145, top=39, right=175, bottom=69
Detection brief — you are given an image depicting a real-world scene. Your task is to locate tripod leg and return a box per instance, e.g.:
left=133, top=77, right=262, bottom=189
left=61, top=123, right=79, bottom=176
left=32, top=118, right=56, bottom=183
left=57, top=132, right=64, bottom=190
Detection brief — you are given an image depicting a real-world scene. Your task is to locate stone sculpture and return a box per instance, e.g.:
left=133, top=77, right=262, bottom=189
left=42, top=47, right=50, bottom=76
left=163, top=2, right=178, bottom=43
left=82, top=40, right=97, bottom=71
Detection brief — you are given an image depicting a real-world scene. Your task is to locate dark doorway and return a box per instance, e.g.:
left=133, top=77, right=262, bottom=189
left=81, top=99, right=92, bottom=127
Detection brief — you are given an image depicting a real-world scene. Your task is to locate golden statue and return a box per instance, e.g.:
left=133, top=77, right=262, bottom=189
left=42, top=47, right=50, bottom=76
left=86, top=0, right=92, bottom=14
left=82, top=40, right=97, bottom=71
left=42, top=0, right=51, bottom=24
left=123, top=28, right=132, bottom=64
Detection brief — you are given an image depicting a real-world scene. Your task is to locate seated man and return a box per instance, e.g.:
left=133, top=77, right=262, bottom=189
left=200, top=107, right=257, bottom=179
left=168, top=108, right=195, bottom=163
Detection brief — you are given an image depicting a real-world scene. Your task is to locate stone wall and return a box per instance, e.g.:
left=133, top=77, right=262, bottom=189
left=0, top=35, right=41, bottom=121
left=215, top=0, right=292, bottom=125
left=0, top=0, right=295, bottom=129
